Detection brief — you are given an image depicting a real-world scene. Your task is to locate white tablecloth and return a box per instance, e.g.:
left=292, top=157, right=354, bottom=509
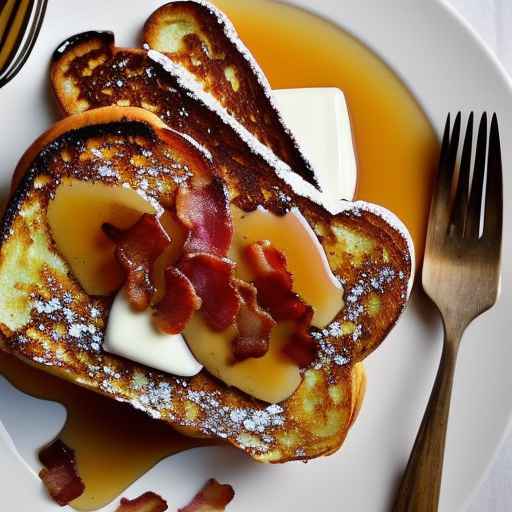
left=445, top=2, right=512, bottom=511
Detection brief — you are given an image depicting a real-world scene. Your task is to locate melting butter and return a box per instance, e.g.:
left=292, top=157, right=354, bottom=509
left=273, top=87, right=357, bottom=201
left=47, top=179, right=157, bottom=296
left=184, top=316, right=300, bottom=404
left=229, top=205, right=344, bottom=328
left=104, top=287, right=203, bottom=377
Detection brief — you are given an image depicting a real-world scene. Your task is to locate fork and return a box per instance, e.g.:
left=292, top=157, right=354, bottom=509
left=0, top=0, right=47, bottom=89
left=393, top=112, right=503, bottom=512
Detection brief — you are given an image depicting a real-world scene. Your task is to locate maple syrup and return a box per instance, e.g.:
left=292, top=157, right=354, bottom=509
left=0, top=351, right=210, bottom=510
left=48, top=179, right=158, bottom=296
left=213, top=0, right=439, bottom=263
left=229, top=206, right=344, bottom=328
left=0, top=0, right=438, bottom=510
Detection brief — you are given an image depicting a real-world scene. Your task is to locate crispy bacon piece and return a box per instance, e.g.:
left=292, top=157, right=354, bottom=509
left=103, top=214, right=170, bottom=310
left=245, top=240, right=290, bottom=280
left=232, top=280, right=275, bottom=361
left=283, top=306, right=317, bottom=367
left=154, top=267, right=202, bottom=334
left=244, top=241, right=307, bottom=321
left=179, top=253, right=240, bottom=331
left=39, top=439, right=85, bottom=506
left=244, top=241, right=316, bottom=366
left=179, top=479, right=235, bottom=512
left=176, top=180, right=233, bottom=257
left=115, top=492, right=168, bottom=512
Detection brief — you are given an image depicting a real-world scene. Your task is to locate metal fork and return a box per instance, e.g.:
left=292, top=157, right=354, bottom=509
left=0, top=0, right=47, bottom=89
left=393, top=112, right=503, bottom=512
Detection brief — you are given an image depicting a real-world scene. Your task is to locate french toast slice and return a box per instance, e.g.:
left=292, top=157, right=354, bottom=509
left=1, top=107, right=411, bottom=462
left=48, top=34, right=413, bottom=362
left=143, top=0, right=318, bottom=188
left=49, top=32, right=317, bottom=211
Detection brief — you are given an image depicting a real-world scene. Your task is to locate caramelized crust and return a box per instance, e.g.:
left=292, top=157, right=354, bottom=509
left=49, top=36, right=412, bottom=361
left=51, top=36, right=303, bottom=215
left=5, top=4, right=413, bottom=463
left=0, top=108, right=409, bottom=462
left=143, top=1, right=317, bottom=187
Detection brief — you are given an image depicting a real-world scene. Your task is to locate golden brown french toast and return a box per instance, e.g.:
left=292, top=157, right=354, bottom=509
left=0, top=107, right=411, bottom=462
left=143, top=0, right=317, bottom=187
left=48, top=34, right=413, bottom=362
left=49, top=32, right=315, bottom=214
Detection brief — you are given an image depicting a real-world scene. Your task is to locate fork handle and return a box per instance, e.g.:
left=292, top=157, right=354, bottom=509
left=393, top=329, right=461, bottom=512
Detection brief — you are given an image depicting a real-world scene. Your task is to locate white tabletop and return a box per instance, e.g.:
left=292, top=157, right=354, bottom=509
left=445, top=2, right=512, bottom=511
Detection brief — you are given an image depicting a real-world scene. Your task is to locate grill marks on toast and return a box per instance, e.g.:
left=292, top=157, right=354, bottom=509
left=143, top=1, right=318, bottom=187
left=1, top=115, right=372, bottom=461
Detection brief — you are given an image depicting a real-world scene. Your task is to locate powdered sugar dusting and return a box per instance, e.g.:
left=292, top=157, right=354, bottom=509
left=151, top=0, right=316, bottom=186
left=351, top=200, right=415, bottom=297
left=147, top=49, right=414, bottom=276
left=185, top=388, right=284, bottom=449
left=97, top=164, right=118, bottom=179
left=148, top=50, right=295, bottom=179
left=309, top=258, right=410, bottom=361
left=28, top=289, right=105, bottom=355
left=168, top=127, right=213, bottom=162
left=19, top=286, right=292, bottom=453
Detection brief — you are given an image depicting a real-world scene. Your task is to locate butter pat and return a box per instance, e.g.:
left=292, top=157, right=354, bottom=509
left=230, top=205, right=343, bottom=328
left=104, top=87, right=355, bottom=381
left=273, top=87, right=357, bottom=201
left=104, top=288, right=203, bottom=377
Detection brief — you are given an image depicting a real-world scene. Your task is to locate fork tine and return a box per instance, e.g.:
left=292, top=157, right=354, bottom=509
left=483, top=114, right=503, bottom=246
left=446, top=112, right=462, bottom=187
left=451, top=112, right=473, bottom=234
left=0, top=0, right=34, bottom=76
left=439, top=113, right=451, bottom=169
left=0, top=0, right=47, bottom=88
left=466, top=113, right=488, bottom=238
left=426, top=113, right=460, bottom=244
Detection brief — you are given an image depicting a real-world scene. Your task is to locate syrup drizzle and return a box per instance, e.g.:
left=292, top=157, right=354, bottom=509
left=212, top=0, right=439, bottom=263
left=0, top=0, right=438, bottom=510
left=0, top=352, right=211, bottom=510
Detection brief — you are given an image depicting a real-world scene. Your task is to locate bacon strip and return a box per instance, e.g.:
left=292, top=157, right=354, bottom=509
left=39, top=439, right=85, bottom=506
left=115, top=492, right=168, bottom=512
left=244, top=241, right=316, bottom=366
left=232, top=280, right=275, bottom=361
left=179, top=479, right=235, bottom=512
left=179, top=253, right=240, bottom=331
left=176, top=180, right=233, bottom=257
left=154, top=267, right=202, bottom=334
left=244, top=241, right=307, bottom=321
left=103, top=214, right=170, bottom=310
left=283, top=306, right=317, bottom=367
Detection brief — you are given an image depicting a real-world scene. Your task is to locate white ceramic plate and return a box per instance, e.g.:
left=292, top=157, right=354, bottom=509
left=0, top=0, right=511, bottom=510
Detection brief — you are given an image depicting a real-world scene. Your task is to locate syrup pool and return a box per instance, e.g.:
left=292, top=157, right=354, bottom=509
left=0, top=0, right=438, bottom=509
